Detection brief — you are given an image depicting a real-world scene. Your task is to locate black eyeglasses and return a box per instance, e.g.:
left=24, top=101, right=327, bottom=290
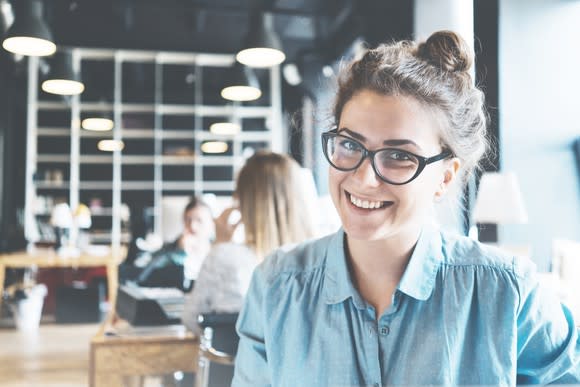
left=321, top=129, right=452, bottom=185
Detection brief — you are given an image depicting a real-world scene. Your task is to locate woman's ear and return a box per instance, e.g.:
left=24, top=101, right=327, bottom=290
left=435, top=158, right=461, bottom=198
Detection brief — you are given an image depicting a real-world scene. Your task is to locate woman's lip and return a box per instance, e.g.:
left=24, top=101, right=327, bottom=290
left=345, top=190, right=394, bottom=209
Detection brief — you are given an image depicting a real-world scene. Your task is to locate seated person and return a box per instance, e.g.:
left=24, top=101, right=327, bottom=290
left=136, top=196, right=214, bottom=291
left=182, top=151, right=317, bottom=334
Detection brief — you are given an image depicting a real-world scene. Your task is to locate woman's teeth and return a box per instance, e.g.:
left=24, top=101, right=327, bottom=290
left=349, top=193, right=385, bottom=209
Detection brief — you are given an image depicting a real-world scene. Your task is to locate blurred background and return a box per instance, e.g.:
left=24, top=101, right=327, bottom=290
left=0, top=0, right=579, bottom=384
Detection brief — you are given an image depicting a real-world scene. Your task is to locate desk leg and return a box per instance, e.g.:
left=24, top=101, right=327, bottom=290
left=106, top=261, right=118, bottom=319
left=0, top=264, right=5, bottom=318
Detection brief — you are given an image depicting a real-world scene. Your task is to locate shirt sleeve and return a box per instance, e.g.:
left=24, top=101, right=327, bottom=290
left=232, top=264, right=272, bottom=387
left=516, top=261, right=580, bottom=384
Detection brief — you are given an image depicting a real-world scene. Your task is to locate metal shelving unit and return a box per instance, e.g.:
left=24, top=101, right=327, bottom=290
left=25, top=47, right=283, bottom=250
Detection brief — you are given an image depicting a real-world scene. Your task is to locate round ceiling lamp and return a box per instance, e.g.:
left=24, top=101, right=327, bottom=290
left=41, top=51, right=85, bottom=95
left=201, top=141, right=228, bottom=154
left=221, top=63, right=261, bottom=102
left=209, top=122, right=241, bottom=135
left=97, top=140, right=124, bottom=152
left=236, top=13, right=285, bottom=68
left=2, top=0, right=56, bottom=57
left=82, top=117, right=114, bottom=131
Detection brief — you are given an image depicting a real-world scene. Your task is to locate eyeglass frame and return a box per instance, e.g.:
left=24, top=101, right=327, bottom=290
left=321, top=128, right=453, bottom=185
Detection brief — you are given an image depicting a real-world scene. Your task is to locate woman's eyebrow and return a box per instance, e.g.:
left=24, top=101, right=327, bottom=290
left=383, top=139, right=422, bottom=150
left=338, top=127, right=422, bottom=150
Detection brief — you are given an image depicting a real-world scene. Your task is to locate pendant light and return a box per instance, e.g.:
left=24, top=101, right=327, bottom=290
left=201, top=141, right=228, bottom=154
left=220, top=62, right=261, bottom=102
left=41, top=51, right=85, bottom=95
left=97, top=140, right=124, bottom=152
left=2, top=0, right=56, bottom=57
left=236, top=12, right=285, bottom=68
left=209, top=122, right=241, bottom=135
left=82, top=116, right=114, bottom=131
left=82, top=100, right=114, bottom=131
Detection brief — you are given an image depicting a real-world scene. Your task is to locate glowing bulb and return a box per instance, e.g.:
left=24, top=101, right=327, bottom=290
left=201, top=141, right=228, bottom=154
left=2, top=36, right=56, bottom=57
left=220, top=86, right=261, bottom=102
left=82, top=118, right=114, bottom=131
left=236, top=48, right=285, bottom=68
left=97, top=140, right=124, bottom=152
left=41, top=79, right=85, bottom=96
left=209, top=122, right=241, bottom=135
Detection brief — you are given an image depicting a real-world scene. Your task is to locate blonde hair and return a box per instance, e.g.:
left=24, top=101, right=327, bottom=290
left=235, top=151, right=315, bottom=259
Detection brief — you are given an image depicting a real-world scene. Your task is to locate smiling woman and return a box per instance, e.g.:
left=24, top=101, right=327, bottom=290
left=232, top=30, right=580, bottom=387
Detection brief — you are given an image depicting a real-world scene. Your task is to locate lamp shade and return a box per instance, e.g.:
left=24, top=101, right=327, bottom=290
left=82, top=117, right=114, bottom=131
left=50, top=203, right=73, bottom=228
left=472, top=172, right=528, bottom=224
left=236, top=13, right=285, bottom=68
left=97, top=139, right=124, bottom=152
left=2, top=0, right=56, bottom=57
left=220, top=62, right=261, bottom=102
left=209, top=122, right=240, bottom=135
left=201, top=141, right=228, bottom=154
left=41, top=51, right=85, bottom=95
left=74, top=203, right=92, bottom=229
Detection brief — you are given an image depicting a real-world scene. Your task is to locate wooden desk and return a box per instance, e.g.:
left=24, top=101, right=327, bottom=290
left=0, top=247, right=126, bottom=316
left=90, top=320, right=199, bottom=386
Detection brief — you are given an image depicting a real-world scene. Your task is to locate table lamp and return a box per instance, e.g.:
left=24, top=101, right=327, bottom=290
left=50, top=202, right=73, bottom=253
left=470, top=171, right=528, bottom=242
left=74, top=203, right=92, bottom=250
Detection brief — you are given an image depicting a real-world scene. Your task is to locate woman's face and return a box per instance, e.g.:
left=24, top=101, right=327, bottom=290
left=183, top=205, right=214, bottom=241
left=329, top=90, right=458, bottom=242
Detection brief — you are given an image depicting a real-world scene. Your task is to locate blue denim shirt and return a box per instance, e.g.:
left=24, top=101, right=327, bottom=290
left=232, top=226, right=580, bottom=386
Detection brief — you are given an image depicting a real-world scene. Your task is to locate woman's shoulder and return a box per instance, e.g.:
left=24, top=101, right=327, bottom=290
left=257, top=232, right=339, bottom=280
left=438, top=230, right=536, bottom=280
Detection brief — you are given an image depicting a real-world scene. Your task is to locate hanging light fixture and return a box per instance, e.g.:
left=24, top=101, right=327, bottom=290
left=41, top=51, right=85, bottom=95
left=201, top=141, right=228, bottom=154
left=209, top=122, right=241, bottom=136
left=2, top=0, right=56, bottom=57
left=82, top=100, right=114, bottom=131
left=82, top=117, right=114, bottom=131
left=221, top=62, right=261, bottom=102
left=236, top=12, right=285, bottom=68
left=97, top=139, right=124, bottom=152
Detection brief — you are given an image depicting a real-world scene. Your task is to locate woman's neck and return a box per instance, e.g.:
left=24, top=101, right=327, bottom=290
left=345, top=225, right=422, bottom=318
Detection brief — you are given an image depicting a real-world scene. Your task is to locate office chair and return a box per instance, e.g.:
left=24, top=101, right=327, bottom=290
left=195, top=312, right=239, bottom=387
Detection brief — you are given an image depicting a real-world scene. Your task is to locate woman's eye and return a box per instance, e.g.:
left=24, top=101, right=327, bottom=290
left=338, top=139, right=360, bottom=152
left=388, top=150, right=411, bottom=161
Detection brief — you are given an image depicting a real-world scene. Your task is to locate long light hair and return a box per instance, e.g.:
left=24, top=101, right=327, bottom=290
left=235, top=151, right=315, bottom=259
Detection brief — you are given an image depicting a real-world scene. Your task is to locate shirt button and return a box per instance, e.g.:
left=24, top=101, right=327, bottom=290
left=380, top=326, right=390, bottom=336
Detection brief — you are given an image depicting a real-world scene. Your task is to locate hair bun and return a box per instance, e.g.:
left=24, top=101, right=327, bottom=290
left=418, top=30, right=473, bottom=73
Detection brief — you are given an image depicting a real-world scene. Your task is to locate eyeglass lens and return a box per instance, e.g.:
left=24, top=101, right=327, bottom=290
left=325, top=134, right=420, bottom=184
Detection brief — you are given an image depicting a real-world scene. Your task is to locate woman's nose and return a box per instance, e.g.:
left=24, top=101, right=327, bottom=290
left=353, top=157, right=381, bottom=187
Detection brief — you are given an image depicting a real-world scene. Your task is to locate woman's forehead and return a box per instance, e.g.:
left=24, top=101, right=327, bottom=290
left=339, top=91, right=443, bottom=150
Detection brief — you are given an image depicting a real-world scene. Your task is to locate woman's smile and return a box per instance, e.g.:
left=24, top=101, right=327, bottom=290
left=345, top=190, right=393, bottom=210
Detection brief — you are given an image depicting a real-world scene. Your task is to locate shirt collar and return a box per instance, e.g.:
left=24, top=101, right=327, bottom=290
left=396, top=223, right=443, bottom=301
left=323, top=224, right=444, bottom=305
left=323, top=229, right=366, bottom=308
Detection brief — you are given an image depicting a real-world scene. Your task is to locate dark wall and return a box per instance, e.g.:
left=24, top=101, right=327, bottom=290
left=0, top=52, right=28, bottom=247
left=473, top=0, right=499, bottom=241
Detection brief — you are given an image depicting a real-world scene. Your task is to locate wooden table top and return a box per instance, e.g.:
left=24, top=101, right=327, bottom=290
left=0, top=247, right=126, bottom=268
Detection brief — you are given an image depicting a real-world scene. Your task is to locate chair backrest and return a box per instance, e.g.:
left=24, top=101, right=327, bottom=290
left=196, top=312, right=239, bottom=387
left=198, top=312, right=240, bottom=355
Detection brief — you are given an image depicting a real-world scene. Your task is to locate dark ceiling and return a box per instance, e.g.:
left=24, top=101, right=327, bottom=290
left=39, top=0, right=413, bottom=64
left=0, top=0, right=414, bottom=112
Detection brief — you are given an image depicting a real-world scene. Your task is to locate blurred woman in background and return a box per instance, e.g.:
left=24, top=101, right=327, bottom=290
left=182, top=151, right=316, bottom=333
